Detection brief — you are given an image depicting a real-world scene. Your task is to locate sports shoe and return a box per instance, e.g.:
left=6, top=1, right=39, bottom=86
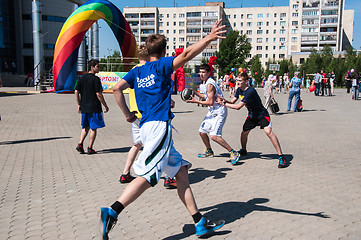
left=197, top=149, right=214, bottom=158
left=100, top=207, right=118, bottom=240
left=239, top=149, right=248, bottom=156
left=119, top=173, right=136, bottom=184
left=87, top=147, right=96, bottom=154
left=76, top=143, right=84, bottom=154
left=195, top=217, right=225, bottom=237
left=230, top=150, right=241, bottom=165
left=164, top=177, right=177, bottom=189
left=278, top=155, right=287, bottom=168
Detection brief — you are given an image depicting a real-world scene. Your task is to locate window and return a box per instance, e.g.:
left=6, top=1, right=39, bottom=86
left=241, top=22, right=243, bottom=27
left=280, top=13, right=286, bottom=18
left=179, top=29, right=185, bottom=34
left=265, top=54, right=268, bottom=58
left=274, top=13, right=277, bottom=18
left=173, top=37, right=176, bottom=42
left=266, top=46, right=268, bottom=50
left=303, top=11, right=319, bottom=16
left=159, top=14, right=164, bottom=18
left=246, top=54, right=252, bottom=58
left=280, top=21, right=286, bottom=26
left=187, top=12, right=201, bottom=17
left=266, top=38, right=269, bottom=42
left=280, top=29, right=286, bottom=34
left=292, top=13, right=298, bottom=17
left=247, top=38, right=252, bottom=43
left=258, top=14, right=263, bottom=18
left=247, top=22, right=252, bottom=27
left=241, top=14, right=244, bottom=19
left=174, top=22, right=176, bottom=26
left=273, top=30, right=276, bottom=34
left=279, top=54, right=285, bottom=58
left=179, top=21, right=185, bottom=26
left=179, top=37, right=185, bottom=42
left=273, top=46, right=276, bottom=50
left=257, top=46, right=262, bottom=50
left=247, top=14, right=253, bottom=19
left=266, top=21, right=269, bottom=26
left=257, top=30, right=263, bottom=34
left=234, top=14, right=237, bottom=18
left=292, top=21, right=298, bottom=26
left=274, top=21, right=277, bottom=26
left=273, top=38, right=276, bottom=42
left=173, top=30, right=176, bottom=33
left=203, top=11, right=218, bottom=17
left=159, top=30, right=164, bottom=33
left=167, top=14, right=169, bottom=18
left=266, top=30, right=269, bottom=34
left=257, top=54, right=262, bottom=58
left=322, top=10, right=338, bottom=15
left=167, top=30, right=169, bottom=34
left=179, top=13, right=185, bottom=18
left=291, top=37, right=298, bottom=42
left=280, top=37, right=285, bottom=42
left=292, top=29, right=298, bottom=34
left=246, top=30, right=252, bottom=35
left=257, top=22, right=263, bottom=26
left=240, top=30, right=243, bottom=34
left=267, top=13, right=270, bottom=18
left=279, top=46, right=286, bottom=50
left=293, top=4, right=299, bottom=9
left=257, top=38, right=262, bottom=43
left=273, top=54, right=276, bottom=58
left=167, top=22, right=169, bottom=26
left=159, top=22, right=163, bottom=26
left=234, top=22, right=236, bottom=27
left=173, top=14, right=176, bottom=18
left=226, top=15, right=230, bottom=19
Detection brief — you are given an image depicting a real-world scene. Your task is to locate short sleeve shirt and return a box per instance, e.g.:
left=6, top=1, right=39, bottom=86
left=75, top=73, right=103, bottom=113
left=291, top=77, right=302, bottom=91
left=123, top=56, right=175, bottom=127
left=235, top=87, right=269, bottom=119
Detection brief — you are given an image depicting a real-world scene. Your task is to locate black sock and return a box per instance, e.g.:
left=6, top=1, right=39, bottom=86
left=192, top=212, right=203, bottom=224
left=110, top=201, right=124, bottom=215
left=207, top=148, right=212, bottom=151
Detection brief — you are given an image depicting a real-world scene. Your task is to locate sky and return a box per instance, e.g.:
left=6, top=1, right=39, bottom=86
left=97, top=0, right=360, bottom=58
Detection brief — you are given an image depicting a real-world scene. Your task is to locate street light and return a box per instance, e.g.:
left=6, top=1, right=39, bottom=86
left=107, top=48, right=112, bottom=72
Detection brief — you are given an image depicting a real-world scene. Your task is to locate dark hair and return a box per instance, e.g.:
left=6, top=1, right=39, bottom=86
left=199, top=63, right=211, bottom=72
left=88, top=59, right=99, bottom=71
left=237, top=72, right=249, bottom=80
left=145, top=34, right=167, bottom=58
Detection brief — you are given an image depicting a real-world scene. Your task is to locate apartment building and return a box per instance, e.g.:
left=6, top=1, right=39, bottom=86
left=124, top=0, right=353, bottom=67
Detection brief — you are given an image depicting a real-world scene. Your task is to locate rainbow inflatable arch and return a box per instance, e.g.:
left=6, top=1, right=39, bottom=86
left=53, top=0, right=137, bottom=92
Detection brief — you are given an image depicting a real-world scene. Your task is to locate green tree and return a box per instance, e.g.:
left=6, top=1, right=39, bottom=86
left=215, top=30, right=251, bottom=77
left=249, top=55, right=263, bottom=85
left=99, top=50, right=124, bottom=72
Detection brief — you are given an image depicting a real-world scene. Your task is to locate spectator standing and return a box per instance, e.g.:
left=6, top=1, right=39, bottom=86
left=346, top=71, right=352, bottom=93
left=287, top=73, right=302, bottom=112
left=330, top=71, right=335, bottom=96
left=263, top=75, right=275, bottom=113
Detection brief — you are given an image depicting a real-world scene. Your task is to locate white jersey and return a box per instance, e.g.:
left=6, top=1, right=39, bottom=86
left=205, top=78, right=226, bottom=114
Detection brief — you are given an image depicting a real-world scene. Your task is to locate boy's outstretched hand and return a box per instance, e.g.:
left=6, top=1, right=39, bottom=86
left=208, top=19, right=227, bottom=41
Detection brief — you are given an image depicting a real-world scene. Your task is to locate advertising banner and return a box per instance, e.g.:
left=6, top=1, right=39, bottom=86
left=96, top=72, right=128, bottom=93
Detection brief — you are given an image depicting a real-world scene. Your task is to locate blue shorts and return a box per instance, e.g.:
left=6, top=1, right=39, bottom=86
left=81, top=112, right=105, bottom=129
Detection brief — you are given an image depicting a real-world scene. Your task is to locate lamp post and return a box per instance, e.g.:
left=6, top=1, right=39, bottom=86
left=107, top=48, right=112, bottom=72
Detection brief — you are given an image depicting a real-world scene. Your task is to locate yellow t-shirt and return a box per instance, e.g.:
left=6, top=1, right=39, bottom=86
left=128, top=63, right=145, bottom=119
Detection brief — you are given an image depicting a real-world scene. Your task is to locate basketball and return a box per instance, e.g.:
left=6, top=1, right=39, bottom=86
left=309, top=85, right=316, bottom=92
left=181, top=88, right=193, bottom=101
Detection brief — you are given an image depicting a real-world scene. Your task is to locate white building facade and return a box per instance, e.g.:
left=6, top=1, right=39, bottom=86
left=124, top=0, right=353, bottom=67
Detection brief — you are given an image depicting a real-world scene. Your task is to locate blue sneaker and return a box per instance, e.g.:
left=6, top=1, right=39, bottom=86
left=230, top=150, right=241, bottom=165
left=195, top=217, right=225, bottom=237
left=100, top=207, right=118, bottom=240
left=278, top=155, right=287, bottom=168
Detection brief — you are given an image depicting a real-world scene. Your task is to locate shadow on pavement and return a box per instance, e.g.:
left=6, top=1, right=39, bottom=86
left=172, top=110, right=194, bottom=114
left=0, top=136, right=71, bottom=145
left=231, top=153, right=293, bottom=168
left=163, top=197, right=328, bottom=239
left=0, top=92, right=33, bottom=97
left=97, top=146, right=131, bottom=153
left=188, top=167, right=232, bottom=184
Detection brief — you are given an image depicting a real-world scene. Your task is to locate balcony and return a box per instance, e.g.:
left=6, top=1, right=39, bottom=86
left=301, top=46, right=317, bottom=51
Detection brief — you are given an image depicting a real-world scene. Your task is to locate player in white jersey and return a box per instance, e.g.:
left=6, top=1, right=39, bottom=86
left=186, top=64, right=240, bottom=162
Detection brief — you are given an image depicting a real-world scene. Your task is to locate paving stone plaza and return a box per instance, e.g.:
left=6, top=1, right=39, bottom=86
left=0, top=87, right=360, bottom=239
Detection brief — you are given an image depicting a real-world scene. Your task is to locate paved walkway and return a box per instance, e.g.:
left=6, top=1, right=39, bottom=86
left=0, top=88, right=360, bottom=240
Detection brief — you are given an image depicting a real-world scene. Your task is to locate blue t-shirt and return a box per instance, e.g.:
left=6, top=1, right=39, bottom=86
left=235, top=87, right=269, bottom=119
left=291, top=77, right=302, bottom=91
left=123, top=56, right=175, bottom=127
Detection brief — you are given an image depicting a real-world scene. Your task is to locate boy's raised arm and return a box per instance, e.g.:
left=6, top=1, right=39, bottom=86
left=173, top=19, right=226, bottom=70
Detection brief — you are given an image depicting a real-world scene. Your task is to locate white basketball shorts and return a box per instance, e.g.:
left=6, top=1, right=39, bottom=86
left=133, top=120, right=191, bottom=186
left=199, top=109, right=227, bottom=137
